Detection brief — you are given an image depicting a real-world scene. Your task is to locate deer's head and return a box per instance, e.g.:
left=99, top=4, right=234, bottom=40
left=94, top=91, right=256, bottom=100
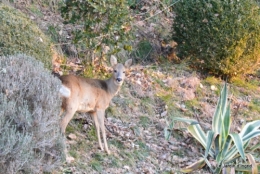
left=110, top=55, right=132, bottom=86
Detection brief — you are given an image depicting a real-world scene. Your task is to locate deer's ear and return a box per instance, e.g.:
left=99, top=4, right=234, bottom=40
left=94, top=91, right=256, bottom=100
left=125, top=59, right=132, bottom=68
left=110, top=55, right=118, bottom=66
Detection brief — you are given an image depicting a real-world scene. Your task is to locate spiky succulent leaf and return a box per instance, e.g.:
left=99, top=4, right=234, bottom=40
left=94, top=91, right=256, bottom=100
left=180, top=158, right=206, bottom=173
left=214, top=134, right=220, bottom=159
left=216, top=135, right=232, bottom=164
left=222, top=102, right=231, bottom=141
left=250, top=143, right=260, bottom=152
left=212, top=83, right=228, bottom=134
left=205, top=130, right=215, bottom=158
left=224, top=141, right=250, bottom=162
left=240, top=120, right=260, bottom=138
left=164, top=121, right=174, bottom=140
left=187, top=124, right=215, bottom=157
left=240, top=120, right=260, bottom=142
left=246, top=153, right=258, bottom=174
left=204, top=157, right=214, bottom=173
left=243, top=130, right=260, bottom=142
left=187, top=124, right=207, bottom=148
left=229, top=133, right=245, bottom=160
left=172, top=117, right=198, bottom=125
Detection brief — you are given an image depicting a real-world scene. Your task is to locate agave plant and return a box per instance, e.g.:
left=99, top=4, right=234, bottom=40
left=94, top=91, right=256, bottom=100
left=165, top=83, right=260, bottom=173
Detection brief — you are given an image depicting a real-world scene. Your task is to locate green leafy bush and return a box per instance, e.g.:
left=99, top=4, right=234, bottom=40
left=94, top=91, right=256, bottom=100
left=166, top=83, right=260, bottom=173
left=0, top=4, right=53, bottom=69
left=0, top=54, right=64, bottom=173
left=173, top=0, right=260, bottom=77
left=60, top=0, right=133, bottom=57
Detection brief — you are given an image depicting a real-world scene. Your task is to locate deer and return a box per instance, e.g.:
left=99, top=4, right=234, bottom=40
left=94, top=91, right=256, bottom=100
left=59, top=56, right=132, bottom=154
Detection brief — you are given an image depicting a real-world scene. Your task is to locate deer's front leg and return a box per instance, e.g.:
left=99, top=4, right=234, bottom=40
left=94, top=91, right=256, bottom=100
left=91, top=112, right=103, bottom=151
left=97, top=109, right=110, bottom=154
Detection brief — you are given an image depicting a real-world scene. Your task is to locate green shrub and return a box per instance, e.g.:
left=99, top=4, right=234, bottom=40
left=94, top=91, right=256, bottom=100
left=60, top=0, right=133, bottom=58
left=0, top=54, right=64, bottom=173
left=173, top=0, right=260, bottom=77
left=0, top=4, right=53, bottom=69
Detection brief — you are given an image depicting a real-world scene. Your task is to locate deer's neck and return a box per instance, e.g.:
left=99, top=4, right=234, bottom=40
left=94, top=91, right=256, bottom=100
left=105, top=77, right=121, bottom=97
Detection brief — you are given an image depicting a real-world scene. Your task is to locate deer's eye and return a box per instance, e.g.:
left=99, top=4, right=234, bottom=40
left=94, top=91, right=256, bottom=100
left=123, top=71, right=125, bottom=73
left=114, top=70, right=117, bottom=73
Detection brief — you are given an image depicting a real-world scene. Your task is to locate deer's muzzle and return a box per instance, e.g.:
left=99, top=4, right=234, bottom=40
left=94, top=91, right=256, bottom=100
left=116, top=78, right=122, bottom=82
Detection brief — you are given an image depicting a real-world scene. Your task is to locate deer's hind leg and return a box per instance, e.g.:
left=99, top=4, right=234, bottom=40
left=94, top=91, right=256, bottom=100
left=61, top=109, right=77, bottom=134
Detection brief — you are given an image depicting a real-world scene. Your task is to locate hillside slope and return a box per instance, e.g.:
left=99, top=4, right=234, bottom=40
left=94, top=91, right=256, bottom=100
left=5, top=1, right=260, bottom=173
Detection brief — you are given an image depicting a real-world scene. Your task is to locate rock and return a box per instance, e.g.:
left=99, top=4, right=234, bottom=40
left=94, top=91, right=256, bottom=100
left=211, top=85, right=217, bottom=91
left=169, top=145, right=179, bottom=150
left=180, top=76, right=200, bottom=89
left=159, top=153, right=167, bottom=160
left=123, top=165, right=130, bottom=170
left=67, top=140, right=77, bottom=145
left=66, top=156, right=75, bottom=163
left=83, top=124, right=88, bottom=130
left=239, top=119, right=245, bottom=124
left=180, top=104, right=186, bottom=109
left=67, top=133, right=77, bottom=140
left=161, top=111, right=168, bottom=117
left=182, top=89, right=195, bottom=101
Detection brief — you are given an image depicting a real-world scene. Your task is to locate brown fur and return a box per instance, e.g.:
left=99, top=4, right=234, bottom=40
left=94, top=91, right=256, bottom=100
left=60, top=56, right=132, bottom=154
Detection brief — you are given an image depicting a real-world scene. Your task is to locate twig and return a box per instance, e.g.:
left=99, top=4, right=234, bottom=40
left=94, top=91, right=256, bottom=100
left=194, top=111, right=201, bottom=126
left=52, top=42, right=72, bottom=46
left=141, top=47, right=153, bottom=64
left=133, top=0, right=180, bottom=24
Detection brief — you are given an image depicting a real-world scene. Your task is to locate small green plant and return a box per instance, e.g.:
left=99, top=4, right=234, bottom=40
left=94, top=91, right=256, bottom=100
left=121, top=151, right=135, bottom=166
left=185, top=99, right=200, bottom=110
left=90, top=160, right=103, bottom=172
left=109, top=139, right=124, bottom=149
left=69, top=149, right=79, bottom=159
left=203, top=76, right=221, bottom=86
left=249, top=99, right=260, bottom=114
left=173, top=0, right=260, bottom=77
left=87, top=125, right=98, bottom=141
left=92, top=152, right=105, bottom=162
left=133, top=140, right=150, bottom=160
left=231, top=77, right=259, bottom=91
left=108, top=155, right=121, bottom=168
left=139, top=116, right=151, bottom=128
left=47, top=25, right=61, bottom=43
left=166, top=83, right=260, bottom=173
left=133, top=40, right=153, bottom=63
left=29, top=4, right=43, bottom=17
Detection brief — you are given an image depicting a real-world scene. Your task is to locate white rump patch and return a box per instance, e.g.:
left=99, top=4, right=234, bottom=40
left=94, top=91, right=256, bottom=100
left=60, top=85, right=71, bottom=98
